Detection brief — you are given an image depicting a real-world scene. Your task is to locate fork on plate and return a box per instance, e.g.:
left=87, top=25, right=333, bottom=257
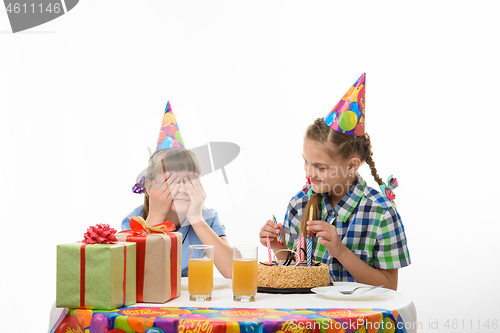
left=339, top=285, right=383, bottom=295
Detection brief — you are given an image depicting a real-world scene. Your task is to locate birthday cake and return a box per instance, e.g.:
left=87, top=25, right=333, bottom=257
left=257, top=261, right=331, bottom=289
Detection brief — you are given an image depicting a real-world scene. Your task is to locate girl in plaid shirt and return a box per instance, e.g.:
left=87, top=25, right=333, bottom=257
left=259, top=74, right=410, bottom=290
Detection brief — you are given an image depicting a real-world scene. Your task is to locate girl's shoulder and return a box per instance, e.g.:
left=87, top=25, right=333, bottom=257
left=201, top=207, right=226, bottom=232
left=201, top=206, right=218, bottom=221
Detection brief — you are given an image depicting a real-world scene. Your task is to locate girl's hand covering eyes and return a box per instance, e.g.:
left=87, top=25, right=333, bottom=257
left=184, top=172, right=206, bottom=223
left=147, top=172, right=180, bottom=221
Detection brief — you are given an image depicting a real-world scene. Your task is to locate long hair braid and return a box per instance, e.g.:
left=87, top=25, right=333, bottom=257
left=360, top=133, right=386, bottom=187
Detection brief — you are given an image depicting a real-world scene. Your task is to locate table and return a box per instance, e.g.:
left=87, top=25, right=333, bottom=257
left=49, top=281, right=417, bottom=333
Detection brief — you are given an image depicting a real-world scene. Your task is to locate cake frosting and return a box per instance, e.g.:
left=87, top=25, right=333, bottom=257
left=257, top=261, right=331, bottom=289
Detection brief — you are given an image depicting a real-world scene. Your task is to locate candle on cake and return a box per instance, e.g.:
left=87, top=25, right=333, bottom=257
left=295, top=237, right=301, bottom=266
left=266, top=236, right=273, bottom=265
left=307, top=235, right=312, bottom=266
left=300, top=233, right=305, bottom=262
left=307, top=204, right=313, bottom=265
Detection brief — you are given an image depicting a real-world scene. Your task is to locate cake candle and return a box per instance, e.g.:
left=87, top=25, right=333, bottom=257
left=295, top=237, right=301, bottom=266
left=273, top=214, right=284, bottom=247
left=307, top=235, right=312, bottom=266
left=266, top=236, right=273, bottom=265
left=300, top=233, right=305, bottom=262
left=308, top=205, right=313, bottom=236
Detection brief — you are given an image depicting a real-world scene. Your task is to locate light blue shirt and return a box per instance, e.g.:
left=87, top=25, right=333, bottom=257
left=121, top=206, right=226, bottom=277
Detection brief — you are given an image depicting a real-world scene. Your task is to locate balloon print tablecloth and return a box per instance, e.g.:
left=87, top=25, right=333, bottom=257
left=53, top=306, right=408, bottom=333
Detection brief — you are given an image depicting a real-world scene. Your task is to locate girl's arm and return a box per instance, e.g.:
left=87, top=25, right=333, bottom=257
left=306, top=220, right=399, bottom=290
left=190, top=219, right=233, bottom=278
left=184, top=172, right=233, bottom=278
left=334, top=246, right=398, bottom=290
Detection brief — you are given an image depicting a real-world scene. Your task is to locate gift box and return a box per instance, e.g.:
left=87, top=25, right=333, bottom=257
left=117, top=217, right=182, bottom=303
left=56, top=225, right=136, bottom=310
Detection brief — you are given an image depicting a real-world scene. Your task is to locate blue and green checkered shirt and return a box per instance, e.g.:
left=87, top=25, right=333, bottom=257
left=283, top=174, right=411, bottom=282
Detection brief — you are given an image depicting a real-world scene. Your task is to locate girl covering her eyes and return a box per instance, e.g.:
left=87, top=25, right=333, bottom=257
left=259, top=74, right=410, bottom=290
left=122, top=102, right=232, bottom=278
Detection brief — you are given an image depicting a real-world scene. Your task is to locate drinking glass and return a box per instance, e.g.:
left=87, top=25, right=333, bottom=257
left=232, top=245, right=258, bottom=302
left=188, top=245, right=214, bottom=301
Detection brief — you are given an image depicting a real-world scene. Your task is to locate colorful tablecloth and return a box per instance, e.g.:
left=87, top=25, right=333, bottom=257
left=50, top=281, right=417, bottom=333
left=53, top=306, right=409, bottom=333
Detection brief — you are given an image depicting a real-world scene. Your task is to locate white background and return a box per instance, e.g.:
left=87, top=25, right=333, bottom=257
left=1, top=1, right=499, bottom=332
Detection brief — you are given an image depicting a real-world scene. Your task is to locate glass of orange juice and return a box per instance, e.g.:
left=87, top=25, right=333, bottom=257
left=188, top=245, right=214, bottom=301
left=232, top=245, right=258, bottom=302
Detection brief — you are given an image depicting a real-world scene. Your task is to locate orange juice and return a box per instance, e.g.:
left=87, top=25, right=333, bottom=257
left=188, top=258, right=213, bottom=295
left=232, top=258, right=258, bottom=296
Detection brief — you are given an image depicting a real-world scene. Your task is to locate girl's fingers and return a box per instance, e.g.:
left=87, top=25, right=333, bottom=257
left=314, top=231, right=332, bottom=241
left=259, top=229, right=278, bottom=241
left=160, top=176, right=179, bottom=198
left=166, top=172, right=179, bottom=187
left=267, top=219, right=278, bottom=228
left=167, top=176, right=180, bottom=192
left=185, top=175, right=205, bottom=201
left=158, top=172, right=177, bottom=193
left=184, top=181, right=194, bottom=198
left=188, top=172, right=204, bottom=194
left=306, top=220, right=332, bottom=232
left=261, top=220, right=280, bottom=235
left=169, top=183, right=180, bottom=199
left=185, top=182, right=202, bottom=206
left=163, top=172, right=170, bottom=183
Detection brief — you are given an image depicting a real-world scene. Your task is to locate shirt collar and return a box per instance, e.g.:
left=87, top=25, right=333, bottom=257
left=320, top=173, right=366, bottom=223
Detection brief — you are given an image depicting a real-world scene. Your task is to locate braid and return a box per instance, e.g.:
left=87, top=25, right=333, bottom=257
left=361, top=133, right=397, bottom=206
left=360, top=133, right=386, bottom=187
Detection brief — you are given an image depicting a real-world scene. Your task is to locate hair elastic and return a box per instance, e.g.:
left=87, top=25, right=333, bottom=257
left=380, top=175, right=398, bottom=200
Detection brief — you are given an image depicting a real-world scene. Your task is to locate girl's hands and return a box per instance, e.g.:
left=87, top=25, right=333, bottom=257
left=147, top=172, right=180, bottom=222
left=306, top=220, right=345, bottom=259
left=259, top=219, right=284, bottom=249
left=184, top=172, right=206, bottom=223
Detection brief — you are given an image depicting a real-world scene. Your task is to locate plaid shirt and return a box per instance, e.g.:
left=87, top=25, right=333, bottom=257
left=283, top=174, right=411, bottom=282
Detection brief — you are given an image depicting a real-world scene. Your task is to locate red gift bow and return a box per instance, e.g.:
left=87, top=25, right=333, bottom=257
left=82, top=223, right=118, bottom=244
left=128, top=216, right=176, bottom=236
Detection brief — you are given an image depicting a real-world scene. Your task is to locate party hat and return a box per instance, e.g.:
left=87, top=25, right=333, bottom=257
left=155, top=101, right=185, bottom=151
left=132, top=101, right=185, bottom=194
left=324, top=73, right=366, bottom=136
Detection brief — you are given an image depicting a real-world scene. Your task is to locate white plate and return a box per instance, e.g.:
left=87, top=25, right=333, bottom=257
left=181, top=277, right=232, bottom=290
left=311, top=283, right=390, bottom=300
